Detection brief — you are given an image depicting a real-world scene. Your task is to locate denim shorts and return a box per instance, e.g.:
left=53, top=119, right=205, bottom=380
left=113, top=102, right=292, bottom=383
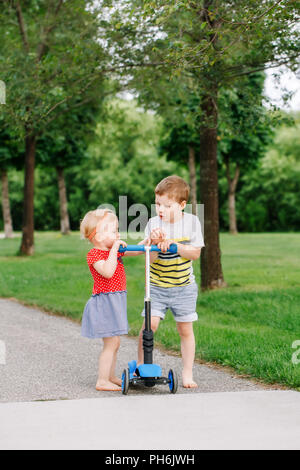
left=141, top=282, right=198, bottom=323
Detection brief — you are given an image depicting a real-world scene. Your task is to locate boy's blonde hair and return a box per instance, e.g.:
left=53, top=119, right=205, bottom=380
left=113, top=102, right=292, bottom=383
left=155, top=175, right=190, bottom=203
left=80, top=209, right=116, bottom=241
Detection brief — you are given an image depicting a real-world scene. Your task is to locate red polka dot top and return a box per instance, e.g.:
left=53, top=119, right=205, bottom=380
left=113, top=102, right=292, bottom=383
left=87, top=249, right=126, bottom=295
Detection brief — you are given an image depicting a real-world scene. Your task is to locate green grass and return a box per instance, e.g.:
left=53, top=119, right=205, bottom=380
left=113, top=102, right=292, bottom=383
left=1, top=232, right=300, bottom=389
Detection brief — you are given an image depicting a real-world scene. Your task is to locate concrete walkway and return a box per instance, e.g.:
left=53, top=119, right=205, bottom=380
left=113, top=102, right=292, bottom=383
left=1, top=298, right=299, bottom=450
left=1, top=391, right=300, bottom=450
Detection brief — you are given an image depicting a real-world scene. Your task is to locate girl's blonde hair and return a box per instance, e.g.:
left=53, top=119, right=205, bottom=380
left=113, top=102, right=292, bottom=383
left=80, top=209, right=116, bottom=241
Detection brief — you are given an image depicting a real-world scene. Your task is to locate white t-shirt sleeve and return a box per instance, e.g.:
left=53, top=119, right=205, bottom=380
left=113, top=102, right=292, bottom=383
left=144, top=220, right=151, bottom=239
left=189, top=215, right=205, bottom=248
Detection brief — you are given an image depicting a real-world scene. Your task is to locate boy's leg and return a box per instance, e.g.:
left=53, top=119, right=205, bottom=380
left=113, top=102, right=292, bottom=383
left=137, top=316, right=161, bottom=365
left=97, top=336, right=122, bottom=391
left=176, top=322, right=198, bottom=388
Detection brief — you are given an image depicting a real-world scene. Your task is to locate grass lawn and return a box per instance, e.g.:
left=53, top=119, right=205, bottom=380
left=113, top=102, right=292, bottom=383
left=0, top=231, right=300, bottom=389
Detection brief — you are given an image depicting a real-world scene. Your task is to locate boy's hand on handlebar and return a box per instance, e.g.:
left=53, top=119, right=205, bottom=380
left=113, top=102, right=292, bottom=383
left=150, top=228, right=166, bottom=245
left=158, top=239, right=174, bottom=253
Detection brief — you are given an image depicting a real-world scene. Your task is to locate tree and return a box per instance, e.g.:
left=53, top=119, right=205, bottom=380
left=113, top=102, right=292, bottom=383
left=0, top=0, right=109, bottom=254
left=36, top=97, right=102, bottom=234
left=218, top=73, right=273, bottom=234
left=0, top=119, right=23, bottom=238
left=107, top=0, right=300, bottom=289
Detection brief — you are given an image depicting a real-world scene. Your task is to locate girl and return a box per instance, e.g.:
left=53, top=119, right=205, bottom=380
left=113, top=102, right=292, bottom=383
left=80, top=209, right=144, bottom=392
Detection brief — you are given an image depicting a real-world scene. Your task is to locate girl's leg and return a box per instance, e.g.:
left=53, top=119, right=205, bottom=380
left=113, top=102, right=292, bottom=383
left=96, top=336, right=121, bottom=391
left=109, top=337, right=122, bottom=386
left=176, top=322, right=198, bottom=388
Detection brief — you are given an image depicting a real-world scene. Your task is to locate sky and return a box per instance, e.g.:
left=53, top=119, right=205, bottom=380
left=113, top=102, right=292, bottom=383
left=264, top=67, right=300, bottom=111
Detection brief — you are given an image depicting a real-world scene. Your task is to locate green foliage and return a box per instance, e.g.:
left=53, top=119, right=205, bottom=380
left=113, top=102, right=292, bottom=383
left=78, top=99, right=184, bottom=214
left=0, top=0, right=108, bottom=136
left=218, top=73, right=273, bottom=168
left=36, top=94, right=103, bottom=169
left=234, top=119, right=300, bottom=232
left=1, top=100, right=184, bottom=231
left=0, top=117, right=24, bottom=170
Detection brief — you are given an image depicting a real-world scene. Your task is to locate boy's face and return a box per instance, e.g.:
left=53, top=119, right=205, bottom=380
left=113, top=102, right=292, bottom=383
left=155, top=193, right=186, bottom=223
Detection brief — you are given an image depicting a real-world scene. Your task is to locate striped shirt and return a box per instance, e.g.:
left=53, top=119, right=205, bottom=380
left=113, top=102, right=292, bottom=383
left=145, top=213, right=204, bottom=288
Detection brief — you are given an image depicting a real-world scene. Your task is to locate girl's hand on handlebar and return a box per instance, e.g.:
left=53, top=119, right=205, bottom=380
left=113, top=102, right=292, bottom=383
left=112, top=239, right=127, bottom=250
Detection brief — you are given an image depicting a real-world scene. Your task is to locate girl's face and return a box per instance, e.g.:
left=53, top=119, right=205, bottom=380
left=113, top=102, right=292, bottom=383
left=155, top=194, right=186, bottom=223
left=95, top=216, right=120, bottom=248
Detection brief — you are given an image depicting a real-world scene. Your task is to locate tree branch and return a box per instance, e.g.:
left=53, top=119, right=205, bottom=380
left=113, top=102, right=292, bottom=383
left=223, top=54, right=300, bottom=80
left=36, top=0, right=64, bottom=62
left=15, top=1, right=29, bottom=52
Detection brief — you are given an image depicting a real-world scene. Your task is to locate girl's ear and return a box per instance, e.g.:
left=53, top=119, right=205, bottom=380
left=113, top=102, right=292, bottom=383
left=181, top=201, right=187, bottom=210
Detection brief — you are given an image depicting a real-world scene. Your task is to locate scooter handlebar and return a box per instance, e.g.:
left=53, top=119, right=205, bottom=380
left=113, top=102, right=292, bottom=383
left=119, top=244, right=178, bottom=254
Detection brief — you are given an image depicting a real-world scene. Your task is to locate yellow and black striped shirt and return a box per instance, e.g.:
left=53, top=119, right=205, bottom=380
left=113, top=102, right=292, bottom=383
left=146, top=213, right=204, bottom=288
left=150, top=239, right=192, bottom=287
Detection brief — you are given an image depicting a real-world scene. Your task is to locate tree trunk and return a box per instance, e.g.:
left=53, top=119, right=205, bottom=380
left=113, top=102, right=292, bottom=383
left=56, top=166, right=71, bottom=235
left=1, top=169, right=14, bottom=238
left=225, top=156, right=240, bottom=235
left=20, top=132, right=36, bottom=255
left=199, top=89, right=226, bottom=290
left=188, top=146, right=197, bottom=215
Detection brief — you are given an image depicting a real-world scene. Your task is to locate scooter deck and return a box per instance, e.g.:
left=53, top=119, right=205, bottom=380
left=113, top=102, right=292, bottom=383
left=129, top=361, right=162, bottom=379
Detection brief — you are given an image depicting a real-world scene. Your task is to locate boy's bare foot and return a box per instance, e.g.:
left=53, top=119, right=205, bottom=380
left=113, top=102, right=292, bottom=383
left=182, top=374, right=198, bottom=389
left=96, top=380, right=122, bottom=392
left=109, top=376, right=122, bottom=387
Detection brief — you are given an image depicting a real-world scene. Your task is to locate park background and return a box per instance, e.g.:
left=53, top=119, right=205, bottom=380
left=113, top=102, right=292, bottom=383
left=0, top=0, right=299, bottom=390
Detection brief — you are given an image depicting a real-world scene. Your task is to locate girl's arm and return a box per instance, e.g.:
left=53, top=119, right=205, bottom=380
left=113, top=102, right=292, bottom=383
left=93, top=240, right=127, bottom=278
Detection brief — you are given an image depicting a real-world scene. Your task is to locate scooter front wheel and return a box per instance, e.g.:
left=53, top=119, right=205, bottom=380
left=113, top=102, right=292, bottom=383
left=168, top=369, right=178, bottom=394
left=122, top=368, right=130, bottom=395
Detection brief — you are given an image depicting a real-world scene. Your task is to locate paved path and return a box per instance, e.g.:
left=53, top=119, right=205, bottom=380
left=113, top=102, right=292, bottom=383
left=1, top=299, right=299, bottom=450
left=0, top=299, right=268, bottom=402
left=1, top=392, right=300, bottom=450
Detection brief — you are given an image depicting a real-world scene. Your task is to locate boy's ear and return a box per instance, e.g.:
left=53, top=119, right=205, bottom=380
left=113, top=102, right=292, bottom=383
left=181, top=201, right=187, bottom=210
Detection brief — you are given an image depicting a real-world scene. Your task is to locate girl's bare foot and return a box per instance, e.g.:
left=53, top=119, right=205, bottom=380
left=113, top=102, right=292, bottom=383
left=109, top=376, right=122, bottom=387
left=96, top=380, right=122, bottom=392
left=182, top=374, right=198, bottom=389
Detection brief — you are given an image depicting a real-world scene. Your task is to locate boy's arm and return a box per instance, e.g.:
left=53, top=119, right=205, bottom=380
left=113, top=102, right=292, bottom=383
left=176, top=243, right=201, bottom=261
left=158, top=240, right=201, bottom=261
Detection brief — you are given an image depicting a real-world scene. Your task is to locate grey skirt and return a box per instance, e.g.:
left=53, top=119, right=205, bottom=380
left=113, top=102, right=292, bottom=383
left=81, top=290, right=128, bottom=339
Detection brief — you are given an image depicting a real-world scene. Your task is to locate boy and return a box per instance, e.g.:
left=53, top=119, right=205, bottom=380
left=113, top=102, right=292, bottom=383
left=138, top=175, right=204, bottom=388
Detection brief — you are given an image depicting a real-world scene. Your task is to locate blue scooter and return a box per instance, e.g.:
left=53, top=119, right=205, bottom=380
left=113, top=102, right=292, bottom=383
left=119, top=244, right=178, bottom=395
